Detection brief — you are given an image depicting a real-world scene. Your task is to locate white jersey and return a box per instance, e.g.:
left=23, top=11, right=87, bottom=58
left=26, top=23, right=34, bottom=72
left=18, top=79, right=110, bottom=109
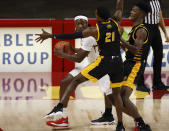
left=70, top=36, right=98, bottom=76
left=76, top=36, right=98, bottom=68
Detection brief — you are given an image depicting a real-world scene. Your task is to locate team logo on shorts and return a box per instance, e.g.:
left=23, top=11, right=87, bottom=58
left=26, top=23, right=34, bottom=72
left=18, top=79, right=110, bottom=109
left=123, top=76, right=127, bottom=81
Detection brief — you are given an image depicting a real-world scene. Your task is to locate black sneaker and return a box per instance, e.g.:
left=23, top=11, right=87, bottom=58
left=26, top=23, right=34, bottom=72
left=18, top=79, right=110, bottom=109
left=44, top=104, right=63, bottom=119
left=152, top=82, right=169, bottom=90
left=136, top=85, right=150, bottom=93
left=116, top=123, right=125, bottom=131
left=136, top=124, right=152, bottom=131
left=90, top=113, right=115, bottom=125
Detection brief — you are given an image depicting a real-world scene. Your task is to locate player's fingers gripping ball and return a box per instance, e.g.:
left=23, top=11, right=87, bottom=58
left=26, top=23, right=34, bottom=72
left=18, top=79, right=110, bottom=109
left=54, top=41, right=73, bottom=58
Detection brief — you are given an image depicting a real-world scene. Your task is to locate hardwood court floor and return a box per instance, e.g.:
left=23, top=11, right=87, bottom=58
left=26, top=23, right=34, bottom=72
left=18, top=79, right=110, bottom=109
left=0, top=72, right=169, bottom=131
left=0, top=98, right=169, bottom=131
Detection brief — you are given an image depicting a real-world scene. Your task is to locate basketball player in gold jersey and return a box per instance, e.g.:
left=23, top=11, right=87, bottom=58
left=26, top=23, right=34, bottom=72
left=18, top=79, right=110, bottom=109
left=93, top=1, right=153, bottom=130
left=119, top=1, right=152, bottom=131
left=36, top=0, right=124, bottom=130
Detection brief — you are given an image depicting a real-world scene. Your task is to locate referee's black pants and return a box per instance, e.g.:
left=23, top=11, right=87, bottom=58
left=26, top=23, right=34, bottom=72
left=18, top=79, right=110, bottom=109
left=138, top=24, right=163, bottom=86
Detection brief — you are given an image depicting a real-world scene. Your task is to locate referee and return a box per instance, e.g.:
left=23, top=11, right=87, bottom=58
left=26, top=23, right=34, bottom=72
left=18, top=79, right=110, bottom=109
left=137, top=0, right=169, bottom=92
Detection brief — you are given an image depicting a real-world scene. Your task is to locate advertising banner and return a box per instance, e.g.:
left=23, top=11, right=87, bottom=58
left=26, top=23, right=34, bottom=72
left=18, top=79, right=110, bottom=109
left=0, top=72, right=51, bottom=100
left=0, top=27, right=52, bottom=72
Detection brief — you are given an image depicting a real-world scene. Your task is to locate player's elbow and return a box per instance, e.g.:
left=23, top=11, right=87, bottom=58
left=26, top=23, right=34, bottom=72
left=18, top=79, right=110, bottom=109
left=76, top=57, right=83, bottom=63
left=73, top=56, right=84, bottom=63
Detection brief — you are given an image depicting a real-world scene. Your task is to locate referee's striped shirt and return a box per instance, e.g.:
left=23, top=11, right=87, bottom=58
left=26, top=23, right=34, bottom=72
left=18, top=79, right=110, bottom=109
left=144, top=0, right=161, bottom=25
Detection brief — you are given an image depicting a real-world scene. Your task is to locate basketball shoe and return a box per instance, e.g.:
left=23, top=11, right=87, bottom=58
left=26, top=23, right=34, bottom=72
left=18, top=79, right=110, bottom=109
left=44, top=103, right=63, bottom=120
left=46, top=117, right=69, bottom=127
left=133, top=124, right=152, bottom=131
left=116, top=122, right=125, bottom=131
left=90, top=113, right=115, bottom=125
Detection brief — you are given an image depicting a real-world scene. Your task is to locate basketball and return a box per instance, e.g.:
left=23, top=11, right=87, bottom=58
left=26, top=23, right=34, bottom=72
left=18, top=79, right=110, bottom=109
left=54, top=41, right=72, bottom=55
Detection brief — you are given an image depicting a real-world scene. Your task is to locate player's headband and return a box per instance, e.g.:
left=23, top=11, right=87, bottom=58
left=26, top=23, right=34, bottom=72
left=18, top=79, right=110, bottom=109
left=74, top=15, right=88, bottom=22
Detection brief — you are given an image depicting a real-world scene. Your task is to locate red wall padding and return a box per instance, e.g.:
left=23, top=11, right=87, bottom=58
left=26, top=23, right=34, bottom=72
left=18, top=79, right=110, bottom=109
left=52, top=20, right=64, bottom=72
left=63, top=20, right=75, bottom=72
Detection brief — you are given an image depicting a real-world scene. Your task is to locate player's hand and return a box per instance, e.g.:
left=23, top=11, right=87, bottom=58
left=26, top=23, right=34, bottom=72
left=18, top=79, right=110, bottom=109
left=35, top=29, right=52, bottom=43
left=54, top=46, right=65, bottom=58
left=68, top=43, right=75, bottom=52
left=119, top=26, right=124, bottom=36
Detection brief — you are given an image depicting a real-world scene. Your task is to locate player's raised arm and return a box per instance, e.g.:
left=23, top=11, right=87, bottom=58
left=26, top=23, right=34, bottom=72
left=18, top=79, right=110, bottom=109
left=113, top=0, right=124, bottom=23
left=82, top=27, right=98, bottom=40
left=35, top=27, right=98, bottom=43
left=35, top=29, right=53, bottom=43
left=35, top=29, right=84, bottom=43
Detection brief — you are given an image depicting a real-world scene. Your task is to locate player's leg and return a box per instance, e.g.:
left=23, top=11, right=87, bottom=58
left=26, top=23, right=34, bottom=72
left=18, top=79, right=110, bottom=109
left=45, top=74, right=74, bottom=120
left=91, top=75, right=115, bottom=125
left=121, top=86, right=141, bottom=118
left=46, top=67, right=83, bottom=118
left=60, top=73, right=88, bottom=105
left=121, top=86, right=151, bottom=131
left=54, top=74, right=74, bottom=127
left=111, top=87, right=124, bottom=131
left=90, top=94, right=115, bottom=125
left=45, top=74, right=75, bottom=127
left=109, top=74, right=124, bottom=130
left=46, top=65, right=89, bottom=127
left=122, top=61, right=151, bottom=131
left=107, top=88, right=140, bottom=118
left=46, top=73, right=88, bottom=127
left=102, top=56, right=124, bottom=131
left=60, top=74, right=74, bottom=107
left=151, top=28, right=169, bottom=90
left=50, top=73, right=87, bottom=113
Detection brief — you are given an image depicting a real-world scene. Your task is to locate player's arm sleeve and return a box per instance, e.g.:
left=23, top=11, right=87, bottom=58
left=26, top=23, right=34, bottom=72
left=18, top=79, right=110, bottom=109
left=52, top=31, right=83, bottom=40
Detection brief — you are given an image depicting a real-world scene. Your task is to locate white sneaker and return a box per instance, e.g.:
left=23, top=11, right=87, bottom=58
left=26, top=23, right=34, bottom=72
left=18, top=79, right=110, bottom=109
left=44, top=111, right=64, bottom=121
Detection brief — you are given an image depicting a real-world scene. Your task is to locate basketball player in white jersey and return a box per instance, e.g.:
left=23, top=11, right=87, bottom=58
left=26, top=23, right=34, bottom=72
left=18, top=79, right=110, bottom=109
left=44, top=15, right=114, bottom=127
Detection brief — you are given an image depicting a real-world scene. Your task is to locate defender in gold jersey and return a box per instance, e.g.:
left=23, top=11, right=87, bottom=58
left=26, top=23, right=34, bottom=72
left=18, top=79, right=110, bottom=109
left=120, top=1, right=152, bottom=131
left=36, top=0, right=124, bottom=130
left=123, top=24, right=150, bottom=89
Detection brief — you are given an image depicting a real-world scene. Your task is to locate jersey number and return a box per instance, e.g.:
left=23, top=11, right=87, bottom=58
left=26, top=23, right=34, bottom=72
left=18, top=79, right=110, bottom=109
left=105, top=32, right=115, bottom=43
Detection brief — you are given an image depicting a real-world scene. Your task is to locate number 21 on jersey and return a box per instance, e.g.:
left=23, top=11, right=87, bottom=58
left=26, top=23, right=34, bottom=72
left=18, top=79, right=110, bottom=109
left=105, top=32, right=115, bottom=43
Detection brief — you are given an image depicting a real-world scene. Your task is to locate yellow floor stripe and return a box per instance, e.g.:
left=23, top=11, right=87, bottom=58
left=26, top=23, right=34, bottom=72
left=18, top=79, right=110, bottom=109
left=39, top=86, right=150, bottom=100
left=39, top=86, right=75, bottom=100
left=130, top=89, right=150, bottom=99
left=80, top=86, right=104, bottom=99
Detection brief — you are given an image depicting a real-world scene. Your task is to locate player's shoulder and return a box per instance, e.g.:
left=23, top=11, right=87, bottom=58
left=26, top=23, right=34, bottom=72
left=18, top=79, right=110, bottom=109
left=82, top=36, right=97, bottom=44
left=136, top=24, right=148, bottom=33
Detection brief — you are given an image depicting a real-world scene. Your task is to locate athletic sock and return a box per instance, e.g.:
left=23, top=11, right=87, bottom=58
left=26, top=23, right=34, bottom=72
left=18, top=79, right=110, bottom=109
left=104, top=108, right=112, bottom=116
left=135, top=117, right=146, bottom=127
left=117, top=122, right=123, bottom=127
left=54, top=103, right=63, bottom=112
